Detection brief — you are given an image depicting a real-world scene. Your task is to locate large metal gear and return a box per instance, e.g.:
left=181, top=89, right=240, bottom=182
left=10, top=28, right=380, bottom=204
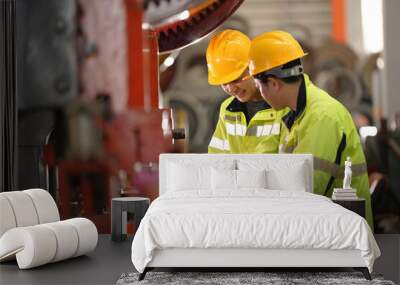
left=143, top=0, right=244, bottom=53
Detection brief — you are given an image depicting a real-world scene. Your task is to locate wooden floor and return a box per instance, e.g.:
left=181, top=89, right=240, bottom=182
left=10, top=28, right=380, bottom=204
left=0, top=235, right=398, bottom=285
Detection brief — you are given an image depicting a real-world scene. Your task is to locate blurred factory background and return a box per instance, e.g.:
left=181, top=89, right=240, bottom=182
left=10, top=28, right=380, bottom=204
left=1, top=0, right=399, bottom=234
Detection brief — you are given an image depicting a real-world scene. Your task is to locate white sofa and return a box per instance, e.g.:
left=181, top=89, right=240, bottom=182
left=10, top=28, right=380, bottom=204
left=0, top=189, right=98, bottom=269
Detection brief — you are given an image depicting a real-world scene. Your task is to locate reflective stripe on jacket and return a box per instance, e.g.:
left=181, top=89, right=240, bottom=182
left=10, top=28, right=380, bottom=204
left=208, top=97, right=286, bottom=154
left=279, top=74, right=373, bottom=230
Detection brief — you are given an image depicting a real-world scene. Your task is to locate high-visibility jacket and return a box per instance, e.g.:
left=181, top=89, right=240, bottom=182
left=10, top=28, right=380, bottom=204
left=279, top=74, right=373, bottom=229
left=208, top=97, right=286, bottom=154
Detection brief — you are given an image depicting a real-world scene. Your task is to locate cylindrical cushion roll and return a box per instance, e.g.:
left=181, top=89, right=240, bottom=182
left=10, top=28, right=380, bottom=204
left=0, top=196, right=17, bottom=238
left=23, top=189, right=60, bottom=224
left=1, top=192, right=39, bottom=227
left=42, top=221, right=79, bottom=262
left=0, top=226, right=57, bottom=269
left=0, top=227, right=25, bottom=262
left=64, top=218, right=98, bottom=257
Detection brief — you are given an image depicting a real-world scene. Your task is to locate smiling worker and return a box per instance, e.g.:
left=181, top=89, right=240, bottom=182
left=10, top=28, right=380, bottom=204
left=247, top=30, right=373, bottom=229
left=206, top=29, right=286, bottom=154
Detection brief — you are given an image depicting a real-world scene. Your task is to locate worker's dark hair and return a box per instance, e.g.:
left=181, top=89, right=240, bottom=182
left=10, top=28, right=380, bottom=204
left=280, top=58, right=303, bottom=84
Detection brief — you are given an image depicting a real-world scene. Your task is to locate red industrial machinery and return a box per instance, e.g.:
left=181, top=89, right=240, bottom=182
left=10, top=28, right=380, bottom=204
left=43, top=0, right=244, bottom=233
left=125, top=0, right=244, bottom=109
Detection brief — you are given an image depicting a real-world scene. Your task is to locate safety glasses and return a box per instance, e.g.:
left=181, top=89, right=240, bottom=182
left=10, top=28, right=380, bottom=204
left=253, top=72, right=271, bottom=83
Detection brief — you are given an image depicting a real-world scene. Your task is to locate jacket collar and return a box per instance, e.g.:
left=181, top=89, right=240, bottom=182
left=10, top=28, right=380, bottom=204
left=226, top=97, right=272, bottom=125
left=226, top=97, right=271, bottom=113
left=282, top=74, right=307, bottom=130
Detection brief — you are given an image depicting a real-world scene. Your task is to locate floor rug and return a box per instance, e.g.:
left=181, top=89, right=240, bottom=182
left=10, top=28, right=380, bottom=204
left=116, top=271, right=396, bottom=285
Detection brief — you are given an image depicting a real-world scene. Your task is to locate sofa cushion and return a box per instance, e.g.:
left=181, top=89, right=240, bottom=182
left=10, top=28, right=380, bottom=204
left=0, top=191, right=39, bottom=228
left=24, top=189, right=60, bottom=224
left=0, top=196, right=17, bottom=237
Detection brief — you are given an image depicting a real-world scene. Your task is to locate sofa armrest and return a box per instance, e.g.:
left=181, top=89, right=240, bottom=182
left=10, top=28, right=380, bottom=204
left=0, top=218, right=98, bottom=269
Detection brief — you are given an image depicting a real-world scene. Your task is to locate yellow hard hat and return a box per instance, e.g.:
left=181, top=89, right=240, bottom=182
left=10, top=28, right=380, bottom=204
left=206, top=29, right=251, bottom=85
left=249, top=30, right=307, bottom=76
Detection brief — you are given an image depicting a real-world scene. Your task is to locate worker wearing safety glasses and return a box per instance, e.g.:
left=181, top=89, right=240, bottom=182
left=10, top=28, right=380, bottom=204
left=248, top=30, right=373, bottom=230
left=206, top=29, right=287, bottom=154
